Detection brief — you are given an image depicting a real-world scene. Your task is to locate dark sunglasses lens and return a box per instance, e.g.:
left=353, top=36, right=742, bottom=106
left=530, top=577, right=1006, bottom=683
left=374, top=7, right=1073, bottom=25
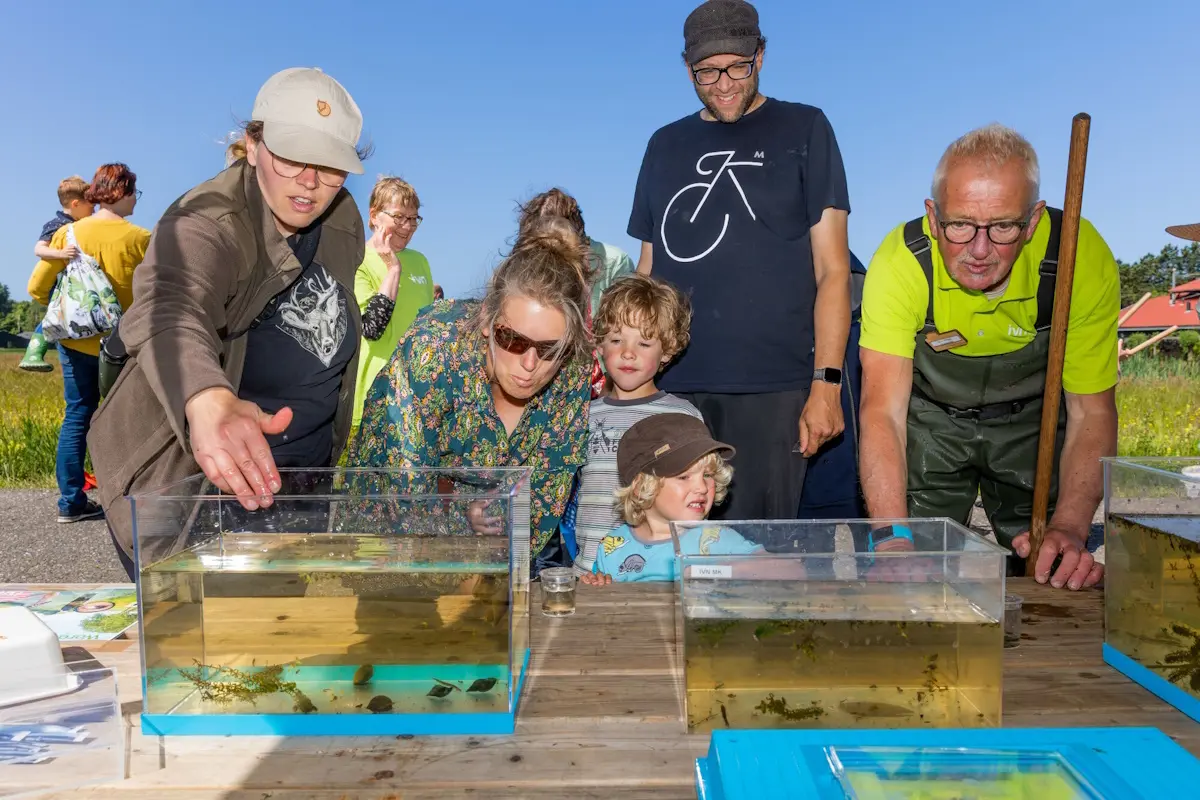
left=494, top=327, right=527, bottom=355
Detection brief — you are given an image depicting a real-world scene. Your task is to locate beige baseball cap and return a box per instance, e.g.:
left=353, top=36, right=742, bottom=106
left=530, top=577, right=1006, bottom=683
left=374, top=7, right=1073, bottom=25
left=252, top=67, right=364, bottom=175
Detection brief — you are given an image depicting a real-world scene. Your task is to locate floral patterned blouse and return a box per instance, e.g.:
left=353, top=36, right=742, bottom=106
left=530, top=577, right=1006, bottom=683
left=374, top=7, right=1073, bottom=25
left=346, top=299, right=591, bottom=555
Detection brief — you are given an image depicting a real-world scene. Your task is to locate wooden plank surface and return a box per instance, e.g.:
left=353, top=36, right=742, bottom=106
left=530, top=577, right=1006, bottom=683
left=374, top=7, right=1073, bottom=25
left=11, top=578, right=1200, bottom=798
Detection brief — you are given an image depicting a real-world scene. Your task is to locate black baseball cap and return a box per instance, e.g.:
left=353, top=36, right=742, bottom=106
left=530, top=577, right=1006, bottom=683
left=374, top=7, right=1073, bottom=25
left=617, top=414, right=735, bottom=487
left=683, top=0, right=763, bottom=65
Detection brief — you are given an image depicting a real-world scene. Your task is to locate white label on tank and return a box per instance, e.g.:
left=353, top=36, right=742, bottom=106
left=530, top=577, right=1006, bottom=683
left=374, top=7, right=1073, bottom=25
left=692, top=565, right=732, bottom=579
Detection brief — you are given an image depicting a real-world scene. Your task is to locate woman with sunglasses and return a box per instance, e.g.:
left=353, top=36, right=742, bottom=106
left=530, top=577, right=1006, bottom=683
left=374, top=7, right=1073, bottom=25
left=347, top=215, right=594, bottom=575
left=88, top=67, right=370, bottom=578
left=28, top=163, right=150, bottom=525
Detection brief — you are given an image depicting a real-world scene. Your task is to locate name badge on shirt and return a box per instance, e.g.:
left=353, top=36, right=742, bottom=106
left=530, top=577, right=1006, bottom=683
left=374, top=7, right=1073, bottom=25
left=925, top=329, right=968, bottom=352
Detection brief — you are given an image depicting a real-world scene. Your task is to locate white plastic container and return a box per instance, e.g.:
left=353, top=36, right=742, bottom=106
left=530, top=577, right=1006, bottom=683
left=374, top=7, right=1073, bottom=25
left=1183, top=465, right=1200, bottom=499
left=0, top=607, right=76, bottom=708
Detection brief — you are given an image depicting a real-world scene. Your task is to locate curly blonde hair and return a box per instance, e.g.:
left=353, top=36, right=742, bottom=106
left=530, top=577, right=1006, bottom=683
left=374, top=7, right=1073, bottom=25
left=614, top=452, right=733, bottom=527
left=593, top=273, right=693, bottom=360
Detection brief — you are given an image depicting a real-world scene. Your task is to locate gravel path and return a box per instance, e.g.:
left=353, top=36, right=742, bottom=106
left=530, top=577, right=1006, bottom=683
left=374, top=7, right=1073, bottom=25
left=0, top=490, right=129, bottom=583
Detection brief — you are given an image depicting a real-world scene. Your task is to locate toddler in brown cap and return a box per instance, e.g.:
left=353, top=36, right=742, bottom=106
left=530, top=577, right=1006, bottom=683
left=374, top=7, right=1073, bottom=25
left=582, top=414, right=763, bottom=584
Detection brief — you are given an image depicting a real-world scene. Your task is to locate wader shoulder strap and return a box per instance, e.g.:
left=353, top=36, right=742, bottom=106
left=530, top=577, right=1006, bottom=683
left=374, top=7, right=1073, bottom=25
left=1035, top=207, right=1063, bottom=332
left=905, top=211, right=1062, bottom=332
left=903, top=217, right=936, bottom=328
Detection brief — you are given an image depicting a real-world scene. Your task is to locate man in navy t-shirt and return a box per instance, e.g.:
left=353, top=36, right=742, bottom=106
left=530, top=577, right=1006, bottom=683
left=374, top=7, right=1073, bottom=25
left=627, top=0, right=852, bottom=521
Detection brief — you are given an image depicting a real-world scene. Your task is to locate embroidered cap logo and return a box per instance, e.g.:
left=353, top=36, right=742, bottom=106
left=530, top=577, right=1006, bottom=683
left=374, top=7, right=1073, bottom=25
left=316, top=100, right=332, bottom=117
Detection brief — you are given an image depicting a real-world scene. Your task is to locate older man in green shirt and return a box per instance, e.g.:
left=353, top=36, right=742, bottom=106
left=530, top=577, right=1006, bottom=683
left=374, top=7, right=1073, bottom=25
left=858, top=124, right=1119, bottom=592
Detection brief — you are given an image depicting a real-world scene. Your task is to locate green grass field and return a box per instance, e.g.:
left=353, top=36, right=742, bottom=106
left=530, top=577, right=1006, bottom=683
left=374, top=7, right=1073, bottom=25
left=0, top=350, right=1196, bottom=489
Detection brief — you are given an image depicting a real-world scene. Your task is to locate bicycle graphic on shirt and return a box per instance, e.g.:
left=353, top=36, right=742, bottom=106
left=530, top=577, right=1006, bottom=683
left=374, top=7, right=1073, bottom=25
left=661, top=150, right=763, bottom=263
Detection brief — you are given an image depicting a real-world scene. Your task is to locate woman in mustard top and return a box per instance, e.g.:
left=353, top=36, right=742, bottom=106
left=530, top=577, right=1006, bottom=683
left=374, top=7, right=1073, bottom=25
left=351, top=176, right=434, bottom=429
left=27, top=163, right=150, bottom=522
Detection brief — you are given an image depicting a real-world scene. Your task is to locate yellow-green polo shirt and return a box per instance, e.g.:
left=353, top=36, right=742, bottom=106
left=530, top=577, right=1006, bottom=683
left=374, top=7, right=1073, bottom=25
left=859, top=211, right=1120, bottom=395
left=351, top=247, right=435, bottom=427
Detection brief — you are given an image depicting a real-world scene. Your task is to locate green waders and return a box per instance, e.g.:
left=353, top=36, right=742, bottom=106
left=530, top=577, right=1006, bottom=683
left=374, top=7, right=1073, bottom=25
left=901, top=210, right=1068, bottom=575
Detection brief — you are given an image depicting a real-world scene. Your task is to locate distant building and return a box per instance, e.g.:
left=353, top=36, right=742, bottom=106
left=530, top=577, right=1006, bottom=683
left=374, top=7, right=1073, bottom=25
left=1119, top=278, right=1200, bottom=333
left=0, top=332, right=31, bottom=349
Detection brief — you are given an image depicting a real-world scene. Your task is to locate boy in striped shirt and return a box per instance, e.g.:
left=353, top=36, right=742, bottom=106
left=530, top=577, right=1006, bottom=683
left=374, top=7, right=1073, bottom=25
left=572, top=274, right=703, bottom=576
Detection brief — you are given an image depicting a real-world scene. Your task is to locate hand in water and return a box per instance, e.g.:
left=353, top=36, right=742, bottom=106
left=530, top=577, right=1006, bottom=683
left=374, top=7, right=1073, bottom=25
left=466, top=500, right=504, bottom=535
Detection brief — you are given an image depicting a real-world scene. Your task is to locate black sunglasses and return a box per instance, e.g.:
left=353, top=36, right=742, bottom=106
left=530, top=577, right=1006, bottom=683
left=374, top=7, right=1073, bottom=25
left=493, top=325, right=561, bottom=361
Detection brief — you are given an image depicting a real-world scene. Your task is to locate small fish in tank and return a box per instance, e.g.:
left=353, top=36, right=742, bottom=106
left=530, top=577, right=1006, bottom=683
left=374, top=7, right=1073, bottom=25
left=683, top=581, right=1002, bottom=733
left=140, top=533, right=515, bottom=719
left=1106, top=514, right=1200, bottom=700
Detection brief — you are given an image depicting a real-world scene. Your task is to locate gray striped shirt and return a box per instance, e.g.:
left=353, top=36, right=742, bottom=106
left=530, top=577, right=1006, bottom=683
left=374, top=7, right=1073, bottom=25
left=572, top=392, right=703, bottom=575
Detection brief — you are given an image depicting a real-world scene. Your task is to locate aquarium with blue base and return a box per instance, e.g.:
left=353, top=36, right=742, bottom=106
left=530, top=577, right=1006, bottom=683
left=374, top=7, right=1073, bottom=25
left=1103, top=456, right=1200, bottom=723
left=694, top=727, right=1200, bottom=799
left=130, top=467, right=532, bottom=736
left=671, top=518, right=1008, bottom=733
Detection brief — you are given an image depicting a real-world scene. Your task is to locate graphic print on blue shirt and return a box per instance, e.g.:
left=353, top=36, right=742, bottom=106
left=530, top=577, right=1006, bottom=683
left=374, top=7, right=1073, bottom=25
left=593, top=523, right=763, bottom=582
left=627, top=99, right=850, bottom=393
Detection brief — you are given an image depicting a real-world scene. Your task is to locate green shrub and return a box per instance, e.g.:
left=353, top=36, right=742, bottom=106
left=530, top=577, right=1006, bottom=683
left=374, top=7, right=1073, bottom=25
left=1179, top=330, right=1200, bottom=359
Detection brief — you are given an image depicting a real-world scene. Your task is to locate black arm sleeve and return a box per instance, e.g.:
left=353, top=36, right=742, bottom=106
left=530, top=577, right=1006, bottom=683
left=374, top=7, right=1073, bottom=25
left=361, top=293, right=395, bottom=341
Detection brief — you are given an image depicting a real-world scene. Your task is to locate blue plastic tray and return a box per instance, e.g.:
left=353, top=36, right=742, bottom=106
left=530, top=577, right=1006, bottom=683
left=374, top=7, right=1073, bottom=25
left=695, top=727, right=1200, bottom=800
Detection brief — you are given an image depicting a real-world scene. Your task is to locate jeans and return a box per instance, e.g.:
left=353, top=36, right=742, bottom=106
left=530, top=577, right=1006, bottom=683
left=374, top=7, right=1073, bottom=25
left=56, top=344, right=100, bottom=515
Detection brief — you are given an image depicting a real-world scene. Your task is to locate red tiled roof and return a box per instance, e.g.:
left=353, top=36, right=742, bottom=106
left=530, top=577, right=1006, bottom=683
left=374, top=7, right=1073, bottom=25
left=1172, top=277, right=1200, bottom=295
left=1120, top=294, right=1200, bottom=331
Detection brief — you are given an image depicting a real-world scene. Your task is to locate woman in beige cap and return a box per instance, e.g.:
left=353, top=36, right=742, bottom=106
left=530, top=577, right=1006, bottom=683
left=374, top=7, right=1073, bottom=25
left=89, top=67, right=371, bottom=577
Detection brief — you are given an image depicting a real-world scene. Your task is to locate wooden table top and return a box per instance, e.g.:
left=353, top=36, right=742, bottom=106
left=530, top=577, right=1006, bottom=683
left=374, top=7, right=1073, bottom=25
left=14, top=577, right=1200, bottom=799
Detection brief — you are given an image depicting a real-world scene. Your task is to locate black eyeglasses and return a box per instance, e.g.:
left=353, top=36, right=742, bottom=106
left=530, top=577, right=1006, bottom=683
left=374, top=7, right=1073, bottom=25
left=692, top=58, right=756, bottom=86
left=493, top=325, right=562, bottom=361
left=935, top=211, right=1032, bottom=245
left=268, top=150, right=348, bottom=188
left=134, top=190, right=143, bottom=200
left=382, top=210, right=423, bottom=228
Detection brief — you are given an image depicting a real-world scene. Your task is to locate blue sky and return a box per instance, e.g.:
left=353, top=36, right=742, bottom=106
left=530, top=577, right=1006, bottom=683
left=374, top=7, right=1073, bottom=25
left=2, top=0, right=1199, bottom=301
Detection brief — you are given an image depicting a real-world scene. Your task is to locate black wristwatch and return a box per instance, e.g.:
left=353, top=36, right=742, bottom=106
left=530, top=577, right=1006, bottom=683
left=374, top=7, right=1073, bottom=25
left=813, top=367, right=842, bottom=386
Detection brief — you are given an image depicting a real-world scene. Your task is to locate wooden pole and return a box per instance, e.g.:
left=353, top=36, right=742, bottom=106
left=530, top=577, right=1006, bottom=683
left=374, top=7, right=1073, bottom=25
left=1118, top=292, right=1152, bottom=328
left=1028, top=113, right=1091, bottom=571
left=1125, top=325, right=1179, bottom=356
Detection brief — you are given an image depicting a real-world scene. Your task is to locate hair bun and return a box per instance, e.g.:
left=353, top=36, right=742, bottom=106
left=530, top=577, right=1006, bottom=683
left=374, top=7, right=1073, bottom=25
left=513, top=217, right=593, bottom=289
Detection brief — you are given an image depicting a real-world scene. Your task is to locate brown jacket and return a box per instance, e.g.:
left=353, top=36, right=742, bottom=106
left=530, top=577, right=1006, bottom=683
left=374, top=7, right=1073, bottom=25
left=88, top=163, right=365, bottom=557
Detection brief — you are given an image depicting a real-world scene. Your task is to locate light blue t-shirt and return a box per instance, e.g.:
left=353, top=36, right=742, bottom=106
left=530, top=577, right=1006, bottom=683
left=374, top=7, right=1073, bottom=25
left=593, top=523, right=763, bottom=582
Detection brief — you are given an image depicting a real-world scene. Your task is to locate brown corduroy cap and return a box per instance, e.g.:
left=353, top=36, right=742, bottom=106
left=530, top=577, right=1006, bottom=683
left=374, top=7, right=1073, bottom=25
left=617, top=414, right=735, bottom=487
left=1167, top=223, right=1200, bottom=242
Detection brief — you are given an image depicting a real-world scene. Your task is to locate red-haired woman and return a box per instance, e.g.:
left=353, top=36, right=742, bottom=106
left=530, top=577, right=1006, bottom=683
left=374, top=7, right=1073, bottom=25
left=28, top=163, right=150, bottom=523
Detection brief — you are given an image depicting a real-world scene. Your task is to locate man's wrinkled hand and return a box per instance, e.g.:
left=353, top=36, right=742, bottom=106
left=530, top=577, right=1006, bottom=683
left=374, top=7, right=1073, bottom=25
left=797, top=382, right=844, bottom=457
left=1012, top=525, right=1103, bottom=591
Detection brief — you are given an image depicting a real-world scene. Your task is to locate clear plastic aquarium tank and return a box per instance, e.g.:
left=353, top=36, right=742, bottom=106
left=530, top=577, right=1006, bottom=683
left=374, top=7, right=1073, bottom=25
left=1104, top=457, right=1200, bottom=722
left=130, top=467, right=531, bottom=736
left=671, top=519, right=1008, bottom=733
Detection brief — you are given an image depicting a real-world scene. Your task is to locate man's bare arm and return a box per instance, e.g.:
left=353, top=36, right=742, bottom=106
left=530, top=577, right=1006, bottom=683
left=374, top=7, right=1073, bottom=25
left=859, top=348, right=914, bottom=520
left=809, top=207, right=851, bottom=374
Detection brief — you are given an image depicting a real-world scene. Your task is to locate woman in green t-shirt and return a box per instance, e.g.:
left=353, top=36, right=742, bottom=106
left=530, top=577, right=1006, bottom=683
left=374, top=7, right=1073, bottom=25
left=351, top=176, right=435, bottom=429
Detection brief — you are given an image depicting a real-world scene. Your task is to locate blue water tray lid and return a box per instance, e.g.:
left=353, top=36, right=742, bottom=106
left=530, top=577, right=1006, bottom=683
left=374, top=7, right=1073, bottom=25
left=695, top=727, right=1200, bottom=800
